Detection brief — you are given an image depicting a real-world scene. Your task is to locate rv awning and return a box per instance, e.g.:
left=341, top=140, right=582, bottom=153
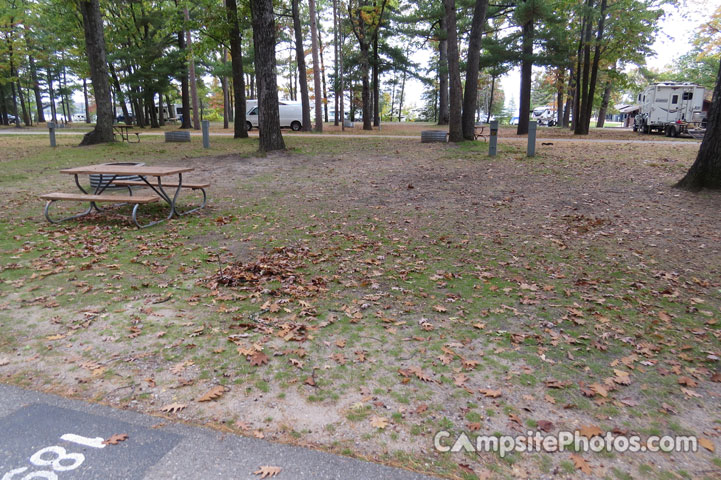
left=618, top=104, right=640, bottom=113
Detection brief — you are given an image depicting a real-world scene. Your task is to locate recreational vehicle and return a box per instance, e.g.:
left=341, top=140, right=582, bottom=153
left=633, top=82, right=706, bottom=137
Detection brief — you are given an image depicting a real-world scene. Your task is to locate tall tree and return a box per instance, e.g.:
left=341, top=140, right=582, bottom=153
left=291, top=0, right=311, bottom=131
left=437, top=14, right=448, bottom=125
left=226, top=0, right=247, bottom=138
left=77, top=0, right=113, bottom=145
left=309, top=0, right=323, bottom=131
left=444, top=0, right=462, bottom=142
left=185, top=7, right=200, bottom=129
left=461, top=0, right=489, bottom=140
left=675, top=61, right=721, bottom=190
left=516, top=0, right=535, bottom=135
left=250, top=0, right=285, bottom=151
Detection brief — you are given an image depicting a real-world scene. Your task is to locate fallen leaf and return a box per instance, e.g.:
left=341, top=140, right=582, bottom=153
left=197, top=385, right=227, bottom=402
left=253, top=465, right=281, bottom=478
left=370, top=416, right=388, bottom=429
left=537, top=420, right=554, bottom=432
left=699, top=437, right=715, bottom=452
left=578, top=425, right=603, bottom=438
left=103, top=434, right=128, bottom=445
left=570, top=454, right=592, bottom=474
left=479, top=388, right=502, bottom=398
left=249, top=352, right=270, bottom=366
left=160, top=402, right=186, bottom=413
left=677, top=376, right=697, bottom=388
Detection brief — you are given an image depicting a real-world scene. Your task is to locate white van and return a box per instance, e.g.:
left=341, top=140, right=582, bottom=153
left=246, top=101, right=303, bottom=131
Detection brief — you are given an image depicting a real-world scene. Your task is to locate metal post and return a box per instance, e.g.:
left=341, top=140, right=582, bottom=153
left=527, top=120, right=537, bottom=157
left=202, top=120, right=210, bottom=149
left=48, top=122, right=56, bottom=147
left=489, top=120, right=498, bottom=156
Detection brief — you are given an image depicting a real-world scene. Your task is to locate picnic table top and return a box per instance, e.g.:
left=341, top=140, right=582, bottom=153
left=60, top=165, right=194, bottom=177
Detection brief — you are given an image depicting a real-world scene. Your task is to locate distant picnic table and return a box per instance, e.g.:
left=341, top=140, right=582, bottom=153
left=113, top=124, right=140, bottom=143
left=40, top=164, right=209, bottom=228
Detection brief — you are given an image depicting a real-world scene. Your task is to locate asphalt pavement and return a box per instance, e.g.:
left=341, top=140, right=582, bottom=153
left=0, top=383, right=436, bottom=480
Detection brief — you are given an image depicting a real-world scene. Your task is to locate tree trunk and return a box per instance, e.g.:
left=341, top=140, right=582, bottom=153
left=309, top=0, right=323, bottom=131
left=581, top=0, right=607, bottom=132
left=462, top=0, right=488, bottom=140
left=178, top=31, right=191, bottom=129
left=318, top=15, right=329, bottom=123
left=398, top=67, right=406, bottom=122
left=109, top=64, right=130, bottom=122
left=372, top=34, right=380, bottom=127
left=83, top=78, right=90, bottom=123
left=29, top=59, right=45, bottom=123
left=291, top=0, right=312, bottom=131
left=250, top=0, right=286, bottom=151
left=360, top=43, right=372, bottom=130
left=185, top=7, right=201, bottom=130
left=0, top=84, right=8, bottom=125
left=226, top=0, right=248, bottom=138
left=574, top=1, right=594, bottom=135
left=78, top=0, right=114, bottom=145
left=556, top=68, right=564, bottom=126
left=47, top=69, right=57, bottom=123
left=444, top=0, right=462, bottom=142
left=438, top=15, right=449, bottom=126
left=18, top=78, right=30, bottom=126
left=676, top=61, right=721, bottom=190
left=517, top=15, right=533, bottom=135
left=333, top=0, right=340, bottom=126
left=159, top=92, right=165, bottom=126
left=596, top=80, right=611, bottom=128
left=486, top=75, right=495, bottom=123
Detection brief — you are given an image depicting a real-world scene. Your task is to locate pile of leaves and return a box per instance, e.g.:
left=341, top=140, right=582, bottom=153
left=206, top=245, right=326, bottom=297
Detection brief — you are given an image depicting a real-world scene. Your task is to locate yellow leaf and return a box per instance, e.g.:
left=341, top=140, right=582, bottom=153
left=370, top=416, right=388, bottom=429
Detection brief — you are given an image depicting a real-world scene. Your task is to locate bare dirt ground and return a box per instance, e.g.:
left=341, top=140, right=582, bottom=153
left=0, top=134, right=719, bottom=479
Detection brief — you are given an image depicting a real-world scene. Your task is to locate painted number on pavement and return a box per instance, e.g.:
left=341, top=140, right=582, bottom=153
left=2, top=434, right=105, bottom=480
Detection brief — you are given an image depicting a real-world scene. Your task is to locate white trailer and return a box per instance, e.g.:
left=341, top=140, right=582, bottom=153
left=532, top=106, right=557, bottom=126
left=633, top=82, right=706, bottom=137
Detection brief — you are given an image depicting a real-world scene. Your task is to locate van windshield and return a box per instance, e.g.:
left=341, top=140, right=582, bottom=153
left=248, top=107, right=258, bottom=115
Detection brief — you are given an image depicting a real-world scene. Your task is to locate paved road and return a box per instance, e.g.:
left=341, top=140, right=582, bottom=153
left=0, top=384, right=435, bottom=480
left=0, top=128, right=701, bottom=145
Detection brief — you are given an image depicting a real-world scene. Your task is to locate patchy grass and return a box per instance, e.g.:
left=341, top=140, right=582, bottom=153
left=0, top=132, right=719, bottom=479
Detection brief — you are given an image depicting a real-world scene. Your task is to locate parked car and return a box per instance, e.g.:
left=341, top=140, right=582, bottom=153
left=246, top=102, right=303, bottom=131
left=509, top=116, right=519, bottom=125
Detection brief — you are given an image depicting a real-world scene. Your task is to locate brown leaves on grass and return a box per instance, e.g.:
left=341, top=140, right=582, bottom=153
left=370, top=416, right=389, bottom=429
left=249, top=352, right=270, bottom=367
left=103, top=434, right=128, bottom=445
left=197, top=385, right=227, bottom=402
left=570, top=454, right=592, bottom=474
left=578, top=425, right=603, bottom=438
left=253, top=466, right=281, bottom=478
left=479, top=388, right=502, bottom=398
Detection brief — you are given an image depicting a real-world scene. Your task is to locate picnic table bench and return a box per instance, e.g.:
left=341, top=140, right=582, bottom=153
left=113, top=125, right=140, bottom=143
left=40, top=164, right=208, bottom=228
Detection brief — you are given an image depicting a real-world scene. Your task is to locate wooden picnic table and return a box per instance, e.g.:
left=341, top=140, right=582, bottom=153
left=113, top=124, right=139, bottom=143
left=41, top=164, right=205, bottom=228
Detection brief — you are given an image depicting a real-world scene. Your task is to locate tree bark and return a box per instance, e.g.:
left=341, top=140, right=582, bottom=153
left=109, top=64, right=130, bottom=122
left=83, top=78, right=90, bottom=123
left=581, top=0, right=606, bottom=133
left=47, top=69, right=57, bottom=123
left=318, top=16, right=329, bottom=123
left=556, top=68, right=564, bottom=126
left=372, top=34, right=380, bottom=126
left=517, top=13, right=533, bottom=135
left=596, top=80, right=611, bottom=128
left=574, top=0, right=594, bottom=135
left=309, top=0, right=323, bottom=131
left=444, top=0, right=462, bottom=142
left=291, top=0, right=312, bottom=131
left=226, top=0, right=248, bottom=138
left=185, top=7, right=201, bottom=130
left=676, top=61, right=721, bottom=190
left=250, top=0, right=286, bottom=151
left=333, top=0, right=340, bottom=126
left=438, top=15, right=449, bottom=126
left=462, top=0, right=488, bottom=140
left=486, top=75, right=495, bottom=123
left=178, top=31, right=191, bottom=129
left=77, top=0, right=114, bottom=145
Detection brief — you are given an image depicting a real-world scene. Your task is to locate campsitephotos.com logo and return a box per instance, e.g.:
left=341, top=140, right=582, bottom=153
left=434, top=430, right=702, bottom=457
